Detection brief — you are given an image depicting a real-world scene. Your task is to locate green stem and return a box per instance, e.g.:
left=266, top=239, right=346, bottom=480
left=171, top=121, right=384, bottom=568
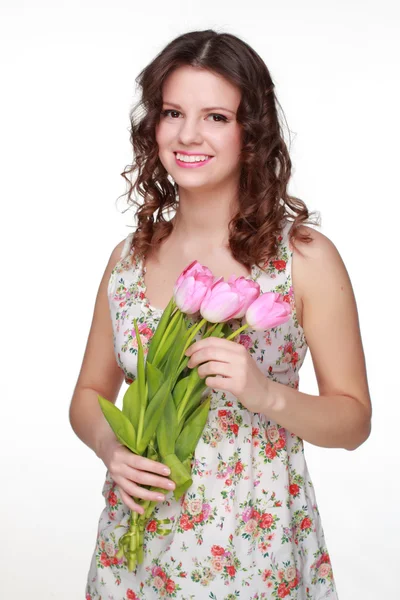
left=153, top=307, right=180, bottom=364
left=177, top=317, right=208, bottom=367
left=226, top=322, right=249, bottom=341
left=176, top=366, right=199, bottom=424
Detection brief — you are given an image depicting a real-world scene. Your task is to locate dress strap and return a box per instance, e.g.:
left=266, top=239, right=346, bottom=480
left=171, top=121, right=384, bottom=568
left=120, top=232, right=134, bottom=260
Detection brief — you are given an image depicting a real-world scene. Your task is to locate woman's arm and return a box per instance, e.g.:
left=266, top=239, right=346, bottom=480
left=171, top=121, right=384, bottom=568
left=257, top=226, right=372, bottom=451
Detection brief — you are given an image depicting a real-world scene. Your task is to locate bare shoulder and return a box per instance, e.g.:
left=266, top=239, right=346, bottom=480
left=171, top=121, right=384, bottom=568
left=290, top=225, right=347, bottom=300
left=291, top=225, right=372, bottom=431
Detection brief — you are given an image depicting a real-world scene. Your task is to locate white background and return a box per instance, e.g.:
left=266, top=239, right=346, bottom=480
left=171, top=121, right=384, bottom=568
left=1, top=1, right=399, bottom=598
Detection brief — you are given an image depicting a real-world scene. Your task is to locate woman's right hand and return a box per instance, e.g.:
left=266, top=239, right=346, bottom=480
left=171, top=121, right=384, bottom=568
left=99, top=439, right=176, bottom=514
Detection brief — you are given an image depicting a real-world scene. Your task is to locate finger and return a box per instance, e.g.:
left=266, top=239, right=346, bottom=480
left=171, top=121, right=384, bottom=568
left=131, top=454, right=172, bottom=476
left=188, top=347, right=231, bottom=368
left=186, top=336, right=238, bottom=357
left=124, top=465, right=176, bottom=492
left=205, top=375, right=231, bottom=390
left=127, top=480, right=166, bottom=503
left=197, top=360, right=232, bottom=380
left=118, top=487, right=144, bottom=514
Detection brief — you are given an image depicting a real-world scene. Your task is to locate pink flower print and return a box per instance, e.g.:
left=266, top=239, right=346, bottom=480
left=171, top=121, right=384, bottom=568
left=202, top=503, right=211, bottom=519
left=238, top=334, right=252, bottom=350
left=318, top=563, right=332, bottom=578
left=242, top=507, right=253, bottom=522
left=153, top=576, right=164, bottom=590
left=244, top=518, right=258, bottom=534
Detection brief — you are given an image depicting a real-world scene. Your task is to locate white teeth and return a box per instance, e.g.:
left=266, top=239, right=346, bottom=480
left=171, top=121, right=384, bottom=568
left=176, top=153, right=211, bottom=163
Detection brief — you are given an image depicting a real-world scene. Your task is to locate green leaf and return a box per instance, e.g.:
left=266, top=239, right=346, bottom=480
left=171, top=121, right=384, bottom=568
left=161, top=453, right=193, bottom=500
left=146, top=297, right=176, bottom=365
left=172, top=373, right=192, bottom=409
left=98, top=395, right=137, bottom=453
left=133, top=320, right=146, bottom=406
left=146, top=361, right=165, bottom=403
left=133, top=319, right=148, bottom=445
left=122, top=378, right=141, bottom=427
left=155, top=311, right=186, bottom=368
left=136, top=379, right=172, bottom=454
left=175, top=396, right=211, bottom=462
left=157, top=392, right=178, bottom=457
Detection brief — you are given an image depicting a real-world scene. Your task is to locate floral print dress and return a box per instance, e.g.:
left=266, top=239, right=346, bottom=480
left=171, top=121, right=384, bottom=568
left=85, top=219, right=339, bottom=600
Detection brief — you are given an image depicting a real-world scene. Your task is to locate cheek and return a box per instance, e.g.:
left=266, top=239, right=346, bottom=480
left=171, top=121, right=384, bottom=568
left=215, top=127, right=242, bottom=161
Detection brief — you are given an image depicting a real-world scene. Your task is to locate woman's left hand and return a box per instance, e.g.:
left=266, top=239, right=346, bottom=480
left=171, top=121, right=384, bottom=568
left=185, top=337, right=268, bottom=413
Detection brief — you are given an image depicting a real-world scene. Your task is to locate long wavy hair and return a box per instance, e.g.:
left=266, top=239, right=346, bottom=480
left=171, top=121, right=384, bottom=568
left=119, top=29, right=320, bottom=270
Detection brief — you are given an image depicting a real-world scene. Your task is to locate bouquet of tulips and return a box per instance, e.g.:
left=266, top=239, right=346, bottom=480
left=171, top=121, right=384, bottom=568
left=98, top=260, right=291, bottom=571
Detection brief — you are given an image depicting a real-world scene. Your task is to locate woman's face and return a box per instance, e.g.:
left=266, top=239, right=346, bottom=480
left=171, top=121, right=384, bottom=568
left=155, top=65, right=242, bottom=192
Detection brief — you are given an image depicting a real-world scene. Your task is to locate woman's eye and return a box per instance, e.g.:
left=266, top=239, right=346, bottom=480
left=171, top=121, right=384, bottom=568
left=161, top=110, right=228, bottom=123
left=208, top=114, right=228, bottom=123
left=161, top=109, right=180, bottom=118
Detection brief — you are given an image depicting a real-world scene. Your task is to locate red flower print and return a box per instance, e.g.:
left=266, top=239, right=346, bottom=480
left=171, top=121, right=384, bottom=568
left=218, top=410, right=227, bottom=417
left=86, top=595, right=92, bottom=600
left=289, top=577, right=299, bottom=589
left=226, top=401, right=233, bottom=406
left=252, top=427, right=259, bottom=436
left=146, top=519, right=158, bottom=532
left=193, top=512, right=204, bottom=523
left=234, top=461, right=244, bottom=474
left=265, top=445, right=277, bottom=460
left=108, top=491, right=118, bottom=507
left=289, top=483, right=300, bottom=495
left=165, top=579, right=175, bottom=593
left=211, top=545, right=225, bottom=557
left=127, top=590, right=138, bottom=600
left=262, top=568, right=272, bottom=580
left=300, top=517, right=312, bottom=530
left=273, top=260, right=286, bottom=271
left=100, top=552, right=111, bottom=567
left=275, top=437, right=286, bottom=450
left=260, top=513, right=273, bottom=529
left=179, top=514, right=193, bottom=531
left=119, top=301, right=126, bottom=307
left=225, top=478, right=232, bottom=486
left=276, top=500, right=282, bottom=507
left=179, top=572, right=187, bottom=577
left=230, top=423, right=239, bottom=436
left=292, top=351, right=299, bottom=365
left=251, top=509, right=261, bottom=520
left=226, top=565, right=236, bottom=577
left=278, top=235, right=283, bottom=242
left=278, top=582, right=290, bottom=597
left=320, top=552, right=331, bottom=564
left=283, top=294, right=290, bottom=303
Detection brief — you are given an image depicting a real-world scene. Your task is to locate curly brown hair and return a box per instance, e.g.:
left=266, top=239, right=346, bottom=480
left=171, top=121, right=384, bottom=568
left=118, top=29, right=320, bottom=270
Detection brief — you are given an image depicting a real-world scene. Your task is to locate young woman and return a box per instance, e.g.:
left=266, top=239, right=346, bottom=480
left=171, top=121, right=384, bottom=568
left=70, top=29, right=372, bottom=599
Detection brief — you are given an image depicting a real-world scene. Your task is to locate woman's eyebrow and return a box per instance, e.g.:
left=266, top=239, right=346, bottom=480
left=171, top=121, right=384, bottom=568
left=162, top=101, right=236, bottom=115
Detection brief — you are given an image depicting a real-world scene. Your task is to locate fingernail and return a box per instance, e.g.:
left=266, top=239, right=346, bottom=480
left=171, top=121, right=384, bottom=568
left=157, top=494, right=165, bottom=501
left=163, top=467, right=171, bottom=475
left=168, top=481, right=175, bottom=489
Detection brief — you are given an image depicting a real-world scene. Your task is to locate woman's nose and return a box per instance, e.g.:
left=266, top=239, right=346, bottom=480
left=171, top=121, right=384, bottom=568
left=177, top=117, right=203, bottom=146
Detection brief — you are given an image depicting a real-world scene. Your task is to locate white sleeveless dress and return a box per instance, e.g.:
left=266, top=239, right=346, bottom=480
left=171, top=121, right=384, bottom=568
left=85, top=219, right=339, bottom=599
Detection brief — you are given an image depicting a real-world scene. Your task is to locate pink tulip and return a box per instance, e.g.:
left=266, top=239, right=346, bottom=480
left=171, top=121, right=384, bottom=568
left=245, top=292, right=291, bottom=330
left=227, top=275, right=261, bottom=319
left=174, top=261, right=215, bottom=315
left=200, top=279, right=246, bottom=323
left=173, top=260, right=214, bottom=295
